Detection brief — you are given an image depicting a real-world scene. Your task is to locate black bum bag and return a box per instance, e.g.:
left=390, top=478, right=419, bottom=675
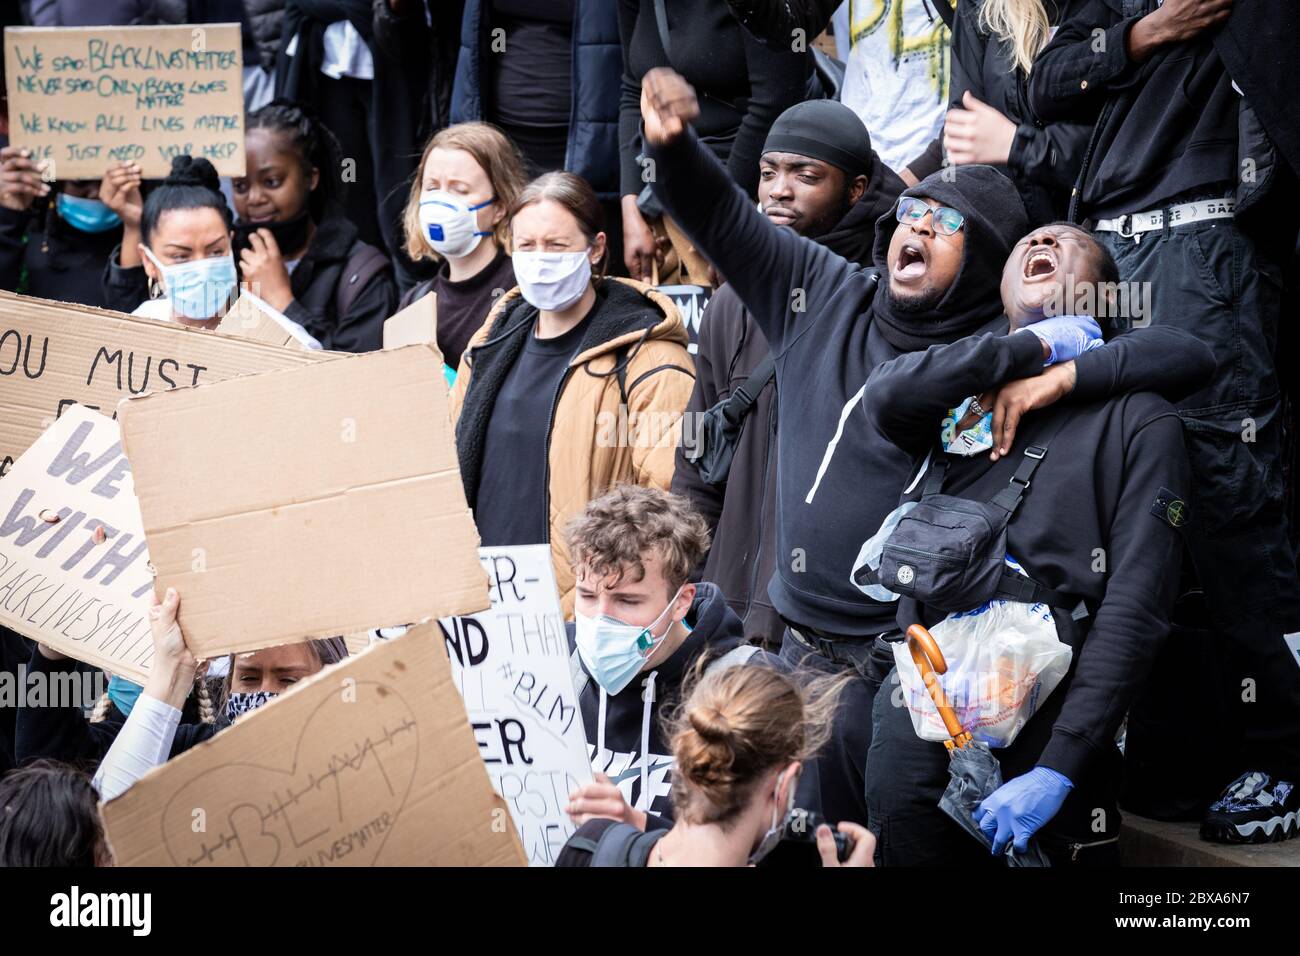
left=856, top=414, right=1088, bottom=618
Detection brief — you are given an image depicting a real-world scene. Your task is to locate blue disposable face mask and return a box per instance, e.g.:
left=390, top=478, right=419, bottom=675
left=574, top=587, right=684, bottom=695
left=57, top=193, right=123, bottom=233
left=106, top=675, right=143, bottom=716
left=143, top=246, right=238, bottom=320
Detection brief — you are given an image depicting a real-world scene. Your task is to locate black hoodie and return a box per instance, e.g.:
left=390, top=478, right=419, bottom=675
left=649, top=127, right=1223, bottom=637
left=565, top=582, right=776, bottom=827
left=671, top=158, right=904, bottom=646
left=869, top=165, right=1030, bottom=353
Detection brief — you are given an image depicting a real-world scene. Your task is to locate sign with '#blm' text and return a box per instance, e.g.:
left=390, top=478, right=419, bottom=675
left=101, top=625, right=527, bottom=867
left=3, top=24, right=245, bottom=179
left=0, top=406, right=153, bottom=683
left=440, top=545, right=592, bottom=866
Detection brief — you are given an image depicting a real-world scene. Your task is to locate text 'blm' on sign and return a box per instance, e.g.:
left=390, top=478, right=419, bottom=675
left=101, top=623, right=528, bottom=866
left=440, top=544, right=592, bottom=866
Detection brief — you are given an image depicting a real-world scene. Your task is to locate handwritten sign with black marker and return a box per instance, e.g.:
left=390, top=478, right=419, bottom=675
left=4, top=24, right=245, bottom=179
left=0, top=405, right=153, bottom=682
left=101, top=624, right=528, bottom=867
left=0, top=290, right=326, bottom=480
left=440, top=545, right=592, bottom=866
left=656, top=284, right=711, bottom=355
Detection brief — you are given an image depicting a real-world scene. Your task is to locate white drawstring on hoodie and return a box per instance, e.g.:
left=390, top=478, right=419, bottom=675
left=639, top=672, right=658, bottom=814
left=805, top=383, right=868, bottom=503
left=595, top=670, right=660, bottom=816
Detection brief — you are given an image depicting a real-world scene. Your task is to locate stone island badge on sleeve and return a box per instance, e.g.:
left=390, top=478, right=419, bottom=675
left=1150, top=487, right=1188, bottom=529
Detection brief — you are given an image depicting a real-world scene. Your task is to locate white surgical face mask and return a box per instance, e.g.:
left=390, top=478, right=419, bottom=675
left=418, top=190, right=494, bottom=258
left=574, top=586, right=683, bottom=695
left=513, top=249, right=592, bottom=311
left=748, top=768, right=798, bottom=865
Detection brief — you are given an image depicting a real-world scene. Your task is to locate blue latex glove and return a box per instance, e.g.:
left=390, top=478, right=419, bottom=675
left=975, top=766, right=1073, bottom=855
left=1025, top=315, right=1104, bottom=365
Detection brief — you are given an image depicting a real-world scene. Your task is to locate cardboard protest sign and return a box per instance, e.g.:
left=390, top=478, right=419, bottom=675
left=4, top=24, right=245, bottom=179
left=656, top=284, right=711, bottom=355
left=0, top=406, right=153, bottom=682
left=118, top=345, right=489, bottom=657
left=382, top=292, right=439, bottom=351
left=440, top=545, right=591, bottom=866
left=0, top=291, right=330, bottom=478
left=217, top=293, right=322, bottom=351
left=101, top=623, right=528, bottom=867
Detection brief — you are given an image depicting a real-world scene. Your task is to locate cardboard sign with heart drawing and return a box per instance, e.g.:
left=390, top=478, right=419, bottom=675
left=101, top=623, right=527, bottom=866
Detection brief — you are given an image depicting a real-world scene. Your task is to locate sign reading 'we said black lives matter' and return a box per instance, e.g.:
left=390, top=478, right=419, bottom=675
left=3, top=24, right=245, bottom=179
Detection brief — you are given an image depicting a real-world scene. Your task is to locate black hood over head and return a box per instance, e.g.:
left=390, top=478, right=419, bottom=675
left=870, top=165, right=1028, bottom=351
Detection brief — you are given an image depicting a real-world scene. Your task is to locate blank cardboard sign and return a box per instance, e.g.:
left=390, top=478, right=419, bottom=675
left=119, top=345, right=486, bottom=658
left=117, top=345, right=488, bottom=657
left=101, top=624, right=527, bottom=866
left=0, top=406, right=153, bottom=683
left=0, top=290, right=329, bottom=477
left=217, top=293, right=322, bottom=351
left=382, top=292, right=438, bottom=351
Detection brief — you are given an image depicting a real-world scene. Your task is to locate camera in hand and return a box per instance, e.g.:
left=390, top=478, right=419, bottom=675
left=756, top=808, right=856, bottom=867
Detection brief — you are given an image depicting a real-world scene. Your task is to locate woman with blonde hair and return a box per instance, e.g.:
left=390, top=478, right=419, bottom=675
left=937, top=0, right=1092, bottom=225
left=399, top=122, right=529, bottom=370
left=557, top=660, right=874, bottom=866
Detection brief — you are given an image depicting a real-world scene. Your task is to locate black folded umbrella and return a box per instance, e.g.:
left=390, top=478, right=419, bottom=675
left=906, top=624, right=1050, bottom=867
left=938, top=739, right=1050, bottom=867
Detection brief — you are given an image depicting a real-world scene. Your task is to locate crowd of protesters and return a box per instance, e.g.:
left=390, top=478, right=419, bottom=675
left=1, top=0, right=1298, bottom=868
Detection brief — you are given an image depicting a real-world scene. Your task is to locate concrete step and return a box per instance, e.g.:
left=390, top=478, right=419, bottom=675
left=1120, top=813, right=1300, bottom=866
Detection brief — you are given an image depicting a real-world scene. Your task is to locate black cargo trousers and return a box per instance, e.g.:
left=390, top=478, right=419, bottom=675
left=1099, top=209, right=1300, bottom=812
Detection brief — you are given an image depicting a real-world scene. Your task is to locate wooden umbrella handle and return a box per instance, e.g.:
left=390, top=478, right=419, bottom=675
left=906, top=624, right=969, bottom=744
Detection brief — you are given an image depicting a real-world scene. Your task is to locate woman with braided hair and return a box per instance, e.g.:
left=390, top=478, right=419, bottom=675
left=230, top=98, right=396, bottom=352
left=15, top=588, right=348, bottom=801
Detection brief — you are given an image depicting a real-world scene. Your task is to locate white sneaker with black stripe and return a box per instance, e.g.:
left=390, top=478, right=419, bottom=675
left=1200, top=772, right=1298, bottom=845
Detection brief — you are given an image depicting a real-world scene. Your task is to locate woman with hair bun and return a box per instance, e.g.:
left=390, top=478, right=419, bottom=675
left=102, top=154, right=239, bottom=329
left=557, top=661, right=874, bottom=866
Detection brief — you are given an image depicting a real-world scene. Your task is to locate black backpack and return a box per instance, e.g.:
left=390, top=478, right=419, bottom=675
left=564, top=819, right=667, bottom=868
left=683, top=355, right=775, bottom=486
left=335, top=241, right=391, bottom=318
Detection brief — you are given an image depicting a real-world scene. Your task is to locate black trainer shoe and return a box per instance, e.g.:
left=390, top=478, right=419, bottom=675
left=1200, top=772, right=1298, bottom=845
